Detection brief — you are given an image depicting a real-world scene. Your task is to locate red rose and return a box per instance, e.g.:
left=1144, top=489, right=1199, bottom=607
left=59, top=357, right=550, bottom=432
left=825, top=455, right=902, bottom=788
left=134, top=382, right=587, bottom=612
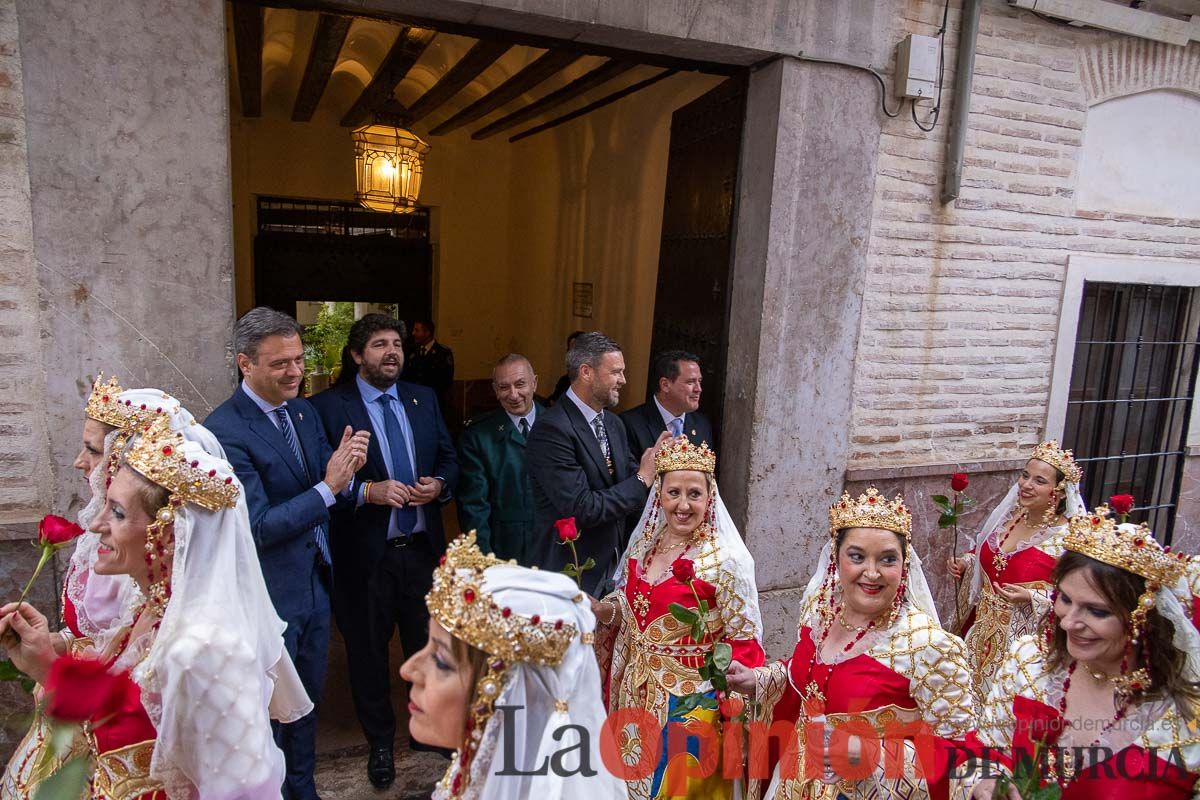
left=718, top=693, right=746, bottom=720
left=38, top=514, right=84, bottom=547
left=1109, top=494, right=1135, bottom=516
left=554, top=517, right=579, bottom=543
left=672, top=558, right=696, bottom=584
left=950, top=473, right=969, bottom=492
left=43, top=655, right=139, bottom=722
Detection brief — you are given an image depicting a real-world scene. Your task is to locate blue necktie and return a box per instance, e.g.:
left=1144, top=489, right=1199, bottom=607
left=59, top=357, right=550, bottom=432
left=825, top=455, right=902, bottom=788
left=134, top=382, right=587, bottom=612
left=669, top=417, right=684, bottom=438
left=377, top=394, right=418, bottom=535
left=273, top=406, right=332, bottom=565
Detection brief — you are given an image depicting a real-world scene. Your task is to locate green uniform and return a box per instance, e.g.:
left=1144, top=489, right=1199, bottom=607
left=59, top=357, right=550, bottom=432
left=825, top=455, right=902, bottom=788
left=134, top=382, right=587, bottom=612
left=456, top=406, right=539, bottom=564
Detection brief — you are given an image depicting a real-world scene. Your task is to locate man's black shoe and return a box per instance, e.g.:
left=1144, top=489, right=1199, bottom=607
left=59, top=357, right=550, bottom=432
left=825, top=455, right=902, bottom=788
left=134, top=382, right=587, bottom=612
left=367, top=745, right=394, bottom=788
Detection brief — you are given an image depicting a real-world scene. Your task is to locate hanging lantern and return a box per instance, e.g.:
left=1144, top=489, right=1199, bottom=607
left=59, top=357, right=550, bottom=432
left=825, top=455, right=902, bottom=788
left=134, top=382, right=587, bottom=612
left=352, top=101, right=430, bottom=214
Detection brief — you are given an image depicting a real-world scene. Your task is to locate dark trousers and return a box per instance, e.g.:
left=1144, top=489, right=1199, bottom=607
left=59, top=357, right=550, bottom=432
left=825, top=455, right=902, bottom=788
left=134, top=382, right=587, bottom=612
left=273, top=562, right=331, bottom=800
left=334, top=537, right=437, bottom=748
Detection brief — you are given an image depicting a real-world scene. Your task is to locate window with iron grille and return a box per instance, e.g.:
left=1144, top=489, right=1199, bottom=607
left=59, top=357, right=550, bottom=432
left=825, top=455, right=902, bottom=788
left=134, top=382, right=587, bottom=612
left=1063, top=283, right=1200, bottom=544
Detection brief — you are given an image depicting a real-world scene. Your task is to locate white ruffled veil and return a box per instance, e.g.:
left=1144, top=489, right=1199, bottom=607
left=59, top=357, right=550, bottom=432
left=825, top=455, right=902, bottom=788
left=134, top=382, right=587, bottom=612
left=432, top=564, right=626, bottom=800
left=119, top=436, right=311, bottom=799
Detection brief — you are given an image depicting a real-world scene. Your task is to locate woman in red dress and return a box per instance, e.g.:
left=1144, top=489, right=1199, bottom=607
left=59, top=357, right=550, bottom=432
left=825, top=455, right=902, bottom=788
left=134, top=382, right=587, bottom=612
left=949, top=441, right=1086, bottom=700
left=727, top=487, right=975, bottom=800
left=966, top=506, right=1200, bottom=799
left=594, top=438, right=765, bottom=799
left=1, top=413, right=308, bottom=799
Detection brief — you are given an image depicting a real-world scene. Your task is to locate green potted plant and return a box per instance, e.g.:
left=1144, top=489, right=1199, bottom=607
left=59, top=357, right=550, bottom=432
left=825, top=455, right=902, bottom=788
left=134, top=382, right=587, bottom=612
left=302, top=302, right=355, bottom=394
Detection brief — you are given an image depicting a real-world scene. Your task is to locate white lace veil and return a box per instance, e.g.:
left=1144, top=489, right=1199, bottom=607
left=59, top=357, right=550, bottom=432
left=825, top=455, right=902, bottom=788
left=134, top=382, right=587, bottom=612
left=968, top=458, right=1086, bottom=603
left=614, top=474, right=764, bottom=639
left=69, top=389, right=226, bottom=645
left=432, top=565, right=626, bottom=800
left=118, top=433, right=310, bottom=799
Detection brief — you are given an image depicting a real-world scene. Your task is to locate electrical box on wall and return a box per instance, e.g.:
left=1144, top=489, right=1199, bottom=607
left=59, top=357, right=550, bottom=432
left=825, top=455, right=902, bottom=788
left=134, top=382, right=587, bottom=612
left=895, top=34, right=939, bottom=102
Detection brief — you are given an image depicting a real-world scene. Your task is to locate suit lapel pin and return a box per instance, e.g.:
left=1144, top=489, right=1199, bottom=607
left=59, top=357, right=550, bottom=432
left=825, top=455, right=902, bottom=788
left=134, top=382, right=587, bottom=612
left=298, top=412, right=304, bottom=422
left=691, top=429, right=696, bottom=436
left=413, top=398, right=419, bottom=406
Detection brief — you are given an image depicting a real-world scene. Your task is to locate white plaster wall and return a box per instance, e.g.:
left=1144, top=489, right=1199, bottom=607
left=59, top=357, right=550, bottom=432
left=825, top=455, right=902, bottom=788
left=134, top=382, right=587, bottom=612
left=1076, top=89, right=1200, bottom=220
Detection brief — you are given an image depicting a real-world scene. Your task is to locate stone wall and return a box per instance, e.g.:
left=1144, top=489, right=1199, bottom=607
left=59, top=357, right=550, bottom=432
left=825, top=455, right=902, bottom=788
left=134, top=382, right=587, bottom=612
left=851, top=1, right=1200, bottom=471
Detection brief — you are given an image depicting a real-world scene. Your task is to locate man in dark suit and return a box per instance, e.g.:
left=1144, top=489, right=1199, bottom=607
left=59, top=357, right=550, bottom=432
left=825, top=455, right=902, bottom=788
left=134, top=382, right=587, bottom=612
left=622, top=350, right=714, bottom=454
left=527, top=332, right=666, bottom=597
left=457, top=353, right=542, bottom=564
left=308, top=313, right=458, bottom=789
left=206, top=307, right=370, bottom=800
left=402, top=318, right=454, bottom=413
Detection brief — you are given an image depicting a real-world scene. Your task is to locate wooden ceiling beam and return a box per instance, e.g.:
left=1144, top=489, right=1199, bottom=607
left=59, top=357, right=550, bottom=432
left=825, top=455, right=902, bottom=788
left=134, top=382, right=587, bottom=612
left=471, top=59, right=635, bottom=140
left=340, top=26, right=436, bottom=128
left=509, top=68, right=678, bottom=143
left=429, top=48, right=581, bottom=136
left=405, top=39, right=512, bottom=124
left=232, top=3, right=264, bottom=117
left=291, top=13, right=353, bottom=122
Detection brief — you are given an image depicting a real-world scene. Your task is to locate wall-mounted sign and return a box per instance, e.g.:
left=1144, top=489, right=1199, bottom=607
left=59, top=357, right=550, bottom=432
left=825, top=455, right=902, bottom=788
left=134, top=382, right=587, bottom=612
left=573, top=282, right=593, bottom=318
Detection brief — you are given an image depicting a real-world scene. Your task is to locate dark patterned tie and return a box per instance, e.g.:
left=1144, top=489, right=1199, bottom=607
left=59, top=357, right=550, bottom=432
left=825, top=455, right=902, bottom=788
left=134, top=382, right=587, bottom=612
left=273, top=406, right=331, bottom=565
left=591, top=414, right=614, bottom=476
left=519, top=417, right=530, bottom=438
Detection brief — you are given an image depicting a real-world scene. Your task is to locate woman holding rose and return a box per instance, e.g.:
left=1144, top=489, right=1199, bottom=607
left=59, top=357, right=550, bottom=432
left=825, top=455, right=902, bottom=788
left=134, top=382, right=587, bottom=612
left=948, top=440, right=1086, bottom=700
left=726, top=487, right=975, bottom=800
left=1, top=413, right=307, bottom=798
left=593, top=438, right=764, bottom=799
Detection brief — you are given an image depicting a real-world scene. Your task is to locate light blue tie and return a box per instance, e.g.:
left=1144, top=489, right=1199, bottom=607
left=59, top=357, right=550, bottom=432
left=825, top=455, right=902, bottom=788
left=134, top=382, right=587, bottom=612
left=273, top=406, right=332, bottom=565
left=377, top=394, right=418, bottom=536
left=669, top=417, right=684, bottom=438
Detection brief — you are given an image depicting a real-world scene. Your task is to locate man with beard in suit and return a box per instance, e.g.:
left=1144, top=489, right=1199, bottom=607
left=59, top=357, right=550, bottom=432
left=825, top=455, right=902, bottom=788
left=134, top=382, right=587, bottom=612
left=309, top=313, right=458, bottom=789
left=622, top=350, right=714, bottom=455
left=526, top=332, right=668, bottom=597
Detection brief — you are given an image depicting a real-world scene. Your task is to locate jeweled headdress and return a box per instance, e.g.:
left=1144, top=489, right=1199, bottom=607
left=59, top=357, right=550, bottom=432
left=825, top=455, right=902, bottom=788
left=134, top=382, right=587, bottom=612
left=427, top=533, right=578, bottom=665
left=427, top=533, right=583, bottom=800
left=1064, top=505, right=1186, bottom=587
left=829, top=487, right=912, bottom=538
left=85, top=374, right=134, bottom=428
left=654, top=438, right=716, bottom=475
left=124, top=415, right=240, bottom=512
left=1031, top=440, right=1083, bottom=485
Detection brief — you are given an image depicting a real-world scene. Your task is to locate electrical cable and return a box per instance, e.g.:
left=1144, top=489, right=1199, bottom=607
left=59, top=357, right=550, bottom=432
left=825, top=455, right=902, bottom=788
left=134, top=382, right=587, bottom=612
left=792, top=52, right=902, bottom=118
left=911, top=0, right=952, bottom=132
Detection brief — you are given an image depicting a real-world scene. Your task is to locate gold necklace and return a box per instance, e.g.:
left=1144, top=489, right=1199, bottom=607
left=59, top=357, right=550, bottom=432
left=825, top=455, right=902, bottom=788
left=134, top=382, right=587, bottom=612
left=836, top=612, right=874, bottom=634
left=1083, top=663, right=1114, bottom=683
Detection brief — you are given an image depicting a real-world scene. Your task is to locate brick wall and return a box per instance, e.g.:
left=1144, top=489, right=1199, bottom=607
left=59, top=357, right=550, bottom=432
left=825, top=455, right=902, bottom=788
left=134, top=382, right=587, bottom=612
left=850, top=0, right=1200, bottom=469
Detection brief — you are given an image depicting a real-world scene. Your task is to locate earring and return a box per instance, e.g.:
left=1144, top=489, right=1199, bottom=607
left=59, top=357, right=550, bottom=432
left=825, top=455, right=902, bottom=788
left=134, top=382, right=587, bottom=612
left=1041, top=490, right=1058, bottom=526
left=1043, top=589, right=1059, bottom=651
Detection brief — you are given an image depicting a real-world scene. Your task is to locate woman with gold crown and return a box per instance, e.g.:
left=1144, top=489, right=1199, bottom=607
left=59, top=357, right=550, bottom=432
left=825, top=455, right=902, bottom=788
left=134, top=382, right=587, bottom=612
left=726, top=487, right=974, bottom=800
left=1, top=413, right=309, bottom=798
left=399, top=532, right=626, bottom=800
left=1, top=377, right=232, bottom=799
left=963, top=506, right=1200, bottom=798
left=948, top=441, right=1086, bottom=700
left=592, top=437, right=764, bottom=799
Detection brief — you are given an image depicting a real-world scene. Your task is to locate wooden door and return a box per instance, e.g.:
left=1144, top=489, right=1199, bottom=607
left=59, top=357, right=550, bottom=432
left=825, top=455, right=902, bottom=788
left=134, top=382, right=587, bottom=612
left=647, top=76, right=747, bottom=453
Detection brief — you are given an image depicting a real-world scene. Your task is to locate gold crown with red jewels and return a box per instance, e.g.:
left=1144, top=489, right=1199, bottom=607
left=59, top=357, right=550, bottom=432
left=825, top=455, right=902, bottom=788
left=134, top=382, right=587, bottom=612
left=654, top=438, right=716, bottom=475
left=426, top=533, right=578, bottom=666
left=124, top=415, right=240, bottom=511
left=1065, top=505, right=1188, bottom=586
left=86, top=374, right=136, bottom=428
left=829, top=487, right=912, bottom=538
left=1031, top=440, right=1083, bottom=484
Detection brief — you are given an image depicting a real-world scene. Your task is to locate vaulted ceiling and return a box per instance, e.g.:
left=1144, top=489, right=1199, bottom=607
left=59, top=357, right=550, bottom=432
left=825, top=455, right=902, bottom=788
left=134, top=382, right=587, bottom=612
left=226, top=1, right=733, bottom=143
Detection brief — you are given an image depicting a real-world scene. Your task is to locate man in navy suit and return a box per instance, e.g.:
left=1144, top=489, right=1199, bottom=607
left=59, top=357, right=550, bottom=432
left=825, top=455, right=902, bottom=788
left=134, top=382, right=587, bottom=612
left=309, top=313, right=458, bottom=789
left=622, top=350, right=715, bottom=455
left=206, top=307, right=370, bottom=800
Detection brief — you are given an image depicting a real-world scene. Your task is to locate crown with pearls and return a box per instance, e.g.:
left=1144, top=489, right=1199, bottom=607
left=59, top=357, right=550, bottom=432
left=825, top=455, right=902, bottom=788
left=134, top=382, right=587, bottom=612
left=1030, top=440, right=1083, bottom=485
left=654, top=438, right=716, bottom=475
left=1065, top=505, right=1187, bottom=586
left=427, top=533, right=578, bottom=666
left=829, top=487, right=912, bottom=538
left=123, top=415, right=240, bottom=511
